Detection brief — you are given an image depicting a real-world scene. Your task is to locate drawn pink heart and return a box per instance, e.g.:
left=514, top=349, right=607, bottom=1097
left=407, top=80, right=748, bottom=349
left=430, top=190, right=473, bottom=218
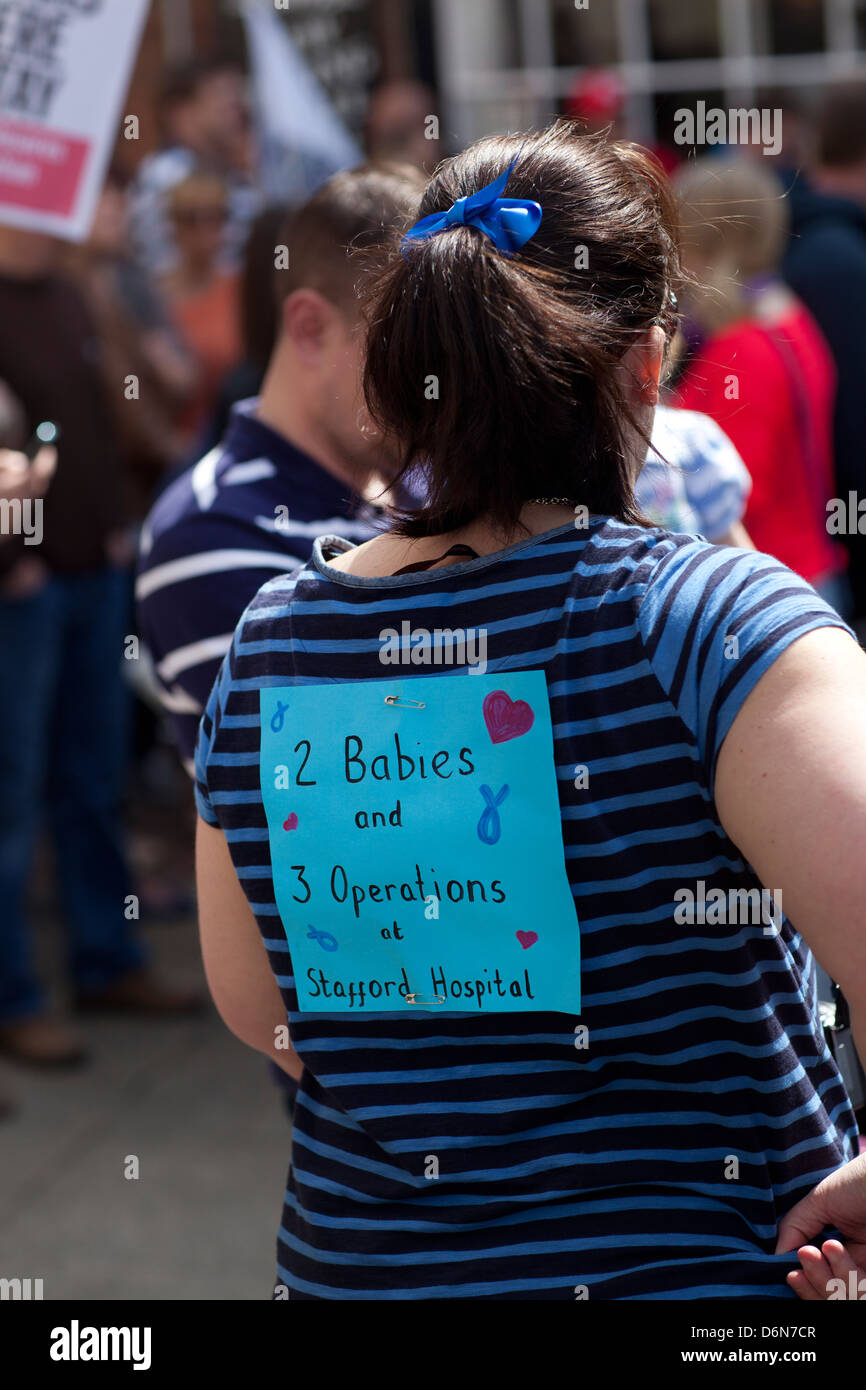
left=483, top=690, right=534, bottom=744
left=516, top=930, right=538, bottom=950
left=282, top=813, right=299, bottom=831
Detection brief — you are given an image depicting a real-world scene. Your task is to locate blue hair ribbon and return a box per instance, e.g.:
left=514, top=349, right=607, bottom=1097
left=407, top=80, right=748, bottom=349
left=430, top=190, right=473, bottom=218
left=401, top=156, right=542, bottom=257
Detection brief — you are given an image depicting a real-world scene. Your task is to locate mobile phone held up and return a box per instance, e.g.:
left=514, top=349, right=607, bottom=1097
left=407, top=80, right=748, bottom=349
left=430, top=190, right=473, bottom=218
left=25, top=420, right=60, bottom=462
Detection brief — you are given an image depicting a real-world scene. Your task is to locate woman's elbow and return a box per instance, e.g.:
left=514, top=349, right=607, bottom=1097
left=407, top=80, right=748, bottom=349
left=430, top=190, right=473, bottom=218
left=209, top=989, right=302, bottom=1079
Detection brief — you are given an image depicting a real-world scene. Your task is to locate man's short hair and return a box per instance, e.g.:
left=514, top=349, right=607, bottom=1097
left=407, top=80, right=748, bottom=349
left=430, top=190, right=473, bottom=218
left=276, top=163, right=426, bottom=312
left=817, top=80, right=866, bottom=168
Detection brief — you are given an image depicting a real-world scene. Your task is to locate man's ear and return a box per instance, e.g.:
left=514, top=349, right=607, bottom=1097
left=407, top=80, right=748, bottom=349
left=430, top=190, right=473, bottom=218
left=281, top=288, right=339, bottom=364
left=620, top=325, right=666, bottom=407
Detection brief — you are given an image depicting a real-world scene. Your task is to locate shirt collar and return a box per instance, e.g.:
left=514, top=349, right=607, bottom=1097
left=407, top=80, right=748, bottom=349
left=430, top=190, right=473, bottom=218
left=222, top=397, right=379, bottom=519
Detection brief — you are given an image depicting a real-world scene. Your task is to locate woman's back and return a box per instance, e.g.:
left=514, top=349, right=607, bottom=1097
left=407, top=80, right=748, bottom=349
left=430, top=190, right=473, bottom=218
left=196, top=518, right=857, bottom=1300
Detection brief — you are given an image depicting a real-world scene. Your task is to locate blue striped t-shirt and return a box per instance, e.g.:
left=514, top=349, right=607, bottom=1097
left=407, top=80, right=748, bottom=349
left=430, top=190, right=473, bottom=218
left=195, top=518, right=859, bottom=1300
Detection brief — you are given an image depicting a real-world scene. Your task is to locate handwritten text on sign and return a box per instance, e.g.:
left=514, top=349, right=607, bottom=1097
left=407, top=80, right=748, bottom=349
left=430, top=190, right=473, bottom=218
left=260, top=671, right=579, bottom=1013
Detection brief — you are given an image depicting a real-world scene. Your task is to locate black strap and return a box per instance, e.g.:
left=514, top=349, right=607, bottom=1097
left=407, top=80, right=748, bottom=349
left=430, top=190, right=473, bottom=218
left=392, top=543, right=480, bottom=576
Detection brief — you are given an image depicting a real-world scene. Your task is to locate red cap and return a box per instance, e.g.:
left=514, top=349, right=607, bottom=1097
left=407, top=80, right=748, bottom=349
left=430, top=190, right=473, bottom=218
left=566, top=69, right=625, bottom=122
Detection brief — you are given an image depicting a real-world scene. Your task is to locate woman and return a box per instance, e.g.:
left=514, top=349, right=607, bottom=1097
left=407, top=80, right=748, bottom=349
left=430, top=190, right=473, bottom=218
left=672, top=158, right=851, bottom=615
left=195, top=121, right=866, bottom=1299
left=68, top=166, right=197, bottom=519
left=159, top=172, right=241, bottom=448
left=192, top=203, right=290, bottom=459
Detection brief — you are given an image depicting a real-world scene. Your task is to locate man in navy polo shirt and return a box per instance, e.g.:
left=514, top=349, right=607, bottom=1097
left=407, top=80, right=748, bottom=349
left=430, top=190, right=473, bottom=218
left=137, top=164, right=423, bottom=771
left=137, top=165, right=422, bottom=1112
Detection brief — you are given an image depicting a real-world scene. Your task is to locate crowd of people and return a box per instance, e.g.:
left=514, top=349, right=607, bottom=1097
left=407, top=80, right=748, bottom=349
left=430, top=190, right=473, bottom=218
left=0, top=55, right=439, bottom=1073
left=2, top=52, right=866, bottom=1301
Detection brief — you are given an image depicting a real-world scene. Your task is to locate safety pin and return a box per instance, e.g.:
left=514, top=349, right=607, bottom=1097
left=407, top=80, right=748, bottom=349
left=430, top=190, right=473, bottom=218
left=404, top=993, right=448, bottom=1006
left=384, top=695, right=426, bottom=709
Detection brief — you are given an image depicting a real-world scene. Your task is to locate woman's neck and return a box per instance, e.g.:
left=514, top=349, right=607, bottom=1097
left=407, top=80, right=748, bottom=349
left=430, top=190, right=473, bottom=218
left=327, top=503, right=578, bottom=578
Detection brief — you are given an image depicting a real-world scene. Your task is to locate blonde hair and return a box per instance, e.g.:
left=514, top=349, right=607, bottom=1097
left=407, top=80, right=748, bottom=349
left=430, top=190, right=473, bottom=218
left=674, top=157, right=789, bottom=330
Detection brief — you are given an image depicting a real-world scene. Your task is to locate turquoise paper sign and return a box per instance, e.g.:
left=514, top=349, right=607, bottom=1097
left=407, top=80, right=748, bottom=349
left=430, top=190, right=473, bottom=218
left=259, top=670, right=579, bottom=1014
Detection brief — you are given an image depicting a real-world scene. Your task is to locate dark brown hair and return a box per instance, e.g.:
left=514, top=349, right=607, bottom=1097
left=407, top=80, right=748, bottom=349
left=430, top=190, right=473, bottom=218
left=362, top=118, right=682, bottom=537
left=276, top=163, right=426, bottom=311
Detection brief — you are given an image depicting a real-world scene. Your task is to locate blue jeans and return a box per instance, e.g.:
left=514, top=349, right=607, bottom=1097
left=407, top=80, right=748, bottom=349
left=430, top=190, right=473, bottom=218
left=0, top=567, right=146, bottom=1022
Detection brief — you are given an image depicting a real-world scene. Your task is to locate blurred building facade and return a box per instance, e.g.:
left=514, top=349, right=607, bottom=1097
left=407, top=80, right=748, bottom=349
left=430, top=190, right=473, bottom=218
left=433, top=0, right=866, bottom=148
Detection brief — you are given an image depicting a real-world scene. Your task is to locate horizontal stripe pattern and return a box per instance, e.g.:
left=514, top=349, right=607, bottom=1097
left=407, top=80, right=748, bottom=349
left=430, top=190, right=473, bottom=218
left=195, top=518, right=858, bottom=1300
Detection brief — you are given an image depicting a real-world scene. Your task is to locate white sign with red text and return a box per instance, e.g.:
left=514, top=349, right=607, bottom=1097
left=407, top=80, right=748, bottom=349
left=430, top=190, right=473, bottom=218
left=0, top=0, right=148, bottom=241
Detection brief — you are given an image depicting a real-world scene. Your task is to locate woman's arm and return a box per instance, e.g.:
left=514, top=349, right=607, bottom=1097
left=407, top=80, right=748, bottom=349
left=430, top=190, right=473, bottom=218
left=715, top=626, right=866, bottom=1289
left=714, top=625, right=866, bottom=1062
left=195, top=816, right=303, bottom=1082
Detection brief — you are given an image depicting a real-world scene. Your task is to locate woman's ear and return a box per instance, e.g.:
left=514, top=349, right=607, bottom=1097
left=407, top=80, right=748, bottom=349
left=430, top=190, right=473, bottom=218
left=621, top=325, right=666, bottom=407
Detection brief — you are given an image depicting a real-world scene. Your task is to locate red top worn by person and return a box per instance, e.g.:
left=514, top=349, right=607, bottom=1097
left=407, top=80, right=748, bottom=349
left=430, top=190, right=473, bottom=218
left=673, top=157, right=847, bottom=593
left=675, top=300, right=842, bottom=584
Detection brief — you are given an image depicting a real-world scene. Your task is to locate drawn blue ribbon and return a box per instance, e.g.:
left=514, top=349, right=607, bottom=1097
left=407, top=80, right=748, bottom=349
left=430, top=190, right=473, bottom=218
left=270, top=699, right=290, bottom=734
left=307, top=924, right=339, bottom=952
left=402, top=158, right=542, bottom=257
left=477, top=783, right=510, bottom=845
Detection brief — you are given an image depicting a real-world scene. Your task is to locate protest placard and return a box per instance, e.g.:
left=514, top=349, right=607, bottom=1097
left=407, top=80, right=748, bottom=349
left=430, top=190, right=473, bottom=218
left=0, top=0, right=149, bottom=240
left=260, top=672, right=581, bottom=1014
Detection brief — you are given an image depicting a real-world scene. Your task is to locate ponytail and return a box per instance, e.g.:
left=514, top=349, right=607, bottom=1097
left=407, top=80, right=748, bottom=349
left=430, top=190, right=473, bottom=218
left=362, top=119, right=682, bottom=537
